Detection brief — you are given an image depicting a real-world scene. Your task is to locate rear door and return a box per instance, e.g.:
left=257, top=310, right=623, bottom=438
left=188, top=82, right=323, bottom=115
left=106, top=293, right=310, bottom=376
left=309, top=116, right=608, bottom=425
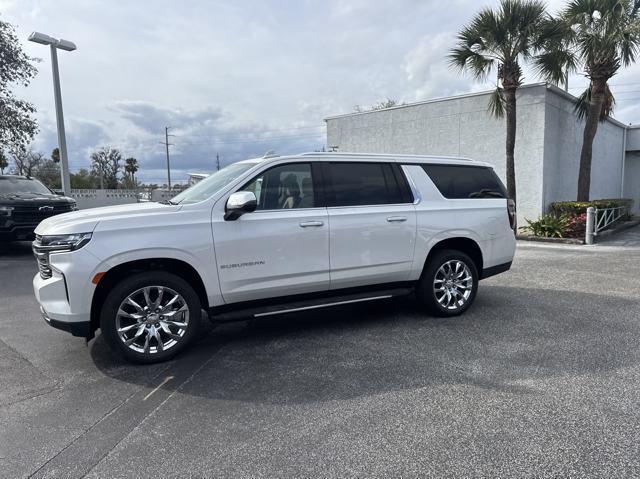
left=324, top=161, right=417, bottom=289
left=212, top=162, right=330, bottom=303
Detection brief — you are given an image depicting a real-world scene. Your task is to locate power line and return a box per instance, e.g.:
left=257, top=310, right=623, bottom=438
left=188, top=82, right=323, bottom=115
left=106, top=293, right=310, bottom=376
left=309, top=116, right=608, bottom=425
left=178, top=132, right=325, bottom=146
left=176, top=124, right=325, bottom=138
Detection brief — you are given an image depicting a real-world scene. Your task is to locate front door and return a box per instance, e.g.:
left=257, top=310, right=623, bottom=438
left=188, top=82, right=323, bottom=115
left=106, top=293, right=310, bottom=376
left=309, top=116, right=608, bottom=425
left=212, top=162, right=329, bottom=304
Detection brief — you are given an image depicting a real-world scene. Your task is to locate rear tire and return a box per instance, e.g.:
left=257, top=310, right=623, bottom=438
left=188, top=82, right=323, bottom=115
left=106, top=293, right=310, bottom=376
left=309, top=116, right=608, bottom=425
left=416, top=249, right=478, bottom=317
left=100, top=271, right=201, bottom=364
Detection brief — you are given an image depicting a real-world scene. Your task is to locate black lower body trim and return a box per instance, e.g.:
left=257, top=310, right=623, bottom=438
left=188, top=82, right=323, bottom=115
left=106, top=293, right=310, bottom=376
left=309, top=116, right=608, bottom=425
left=481, top=261, right=512, bottom=279
left=42, top=308, right=91, bottom=337
left=210, top=282, right=415, bottom=322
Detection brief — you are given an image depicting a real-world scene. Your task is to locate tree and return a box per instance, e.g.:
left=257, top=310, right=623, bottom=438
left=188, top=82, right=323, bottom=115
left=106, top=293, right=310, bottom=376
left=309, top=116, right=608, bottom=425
left=124, top=157, right=139, bottom=182
left=11, top=148, right=44, bottom=176
left=537, top=0, right=640, bottom=201
left=90, top=146, right=122, bottom=189
left=70, top=168, right=99, bottom=189
left=0, top=18, right=39, bottom=152
left=354, top=98, right=405, bottom=113
left=35, top=159, right=61, bottom=189
left=0, top=150, right=8, bottom=174
left=449, top=0, right=555, bottom=204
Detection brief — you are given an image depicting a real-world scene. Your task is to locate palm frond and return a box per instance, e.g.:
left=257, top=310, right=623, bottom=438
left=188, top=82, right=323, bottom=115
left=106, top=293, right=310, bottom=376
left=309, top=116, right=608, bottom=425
left=533, top=49, right=578, bottom=85
left=488, top=87, right=507, bottom=119
left=448, top=46, right=495, bottom=80
left=562, top=0, right=640, bottom=76
left=574, top=83, right=616, bottom=121
left=574, top=87, right=591, bottom=121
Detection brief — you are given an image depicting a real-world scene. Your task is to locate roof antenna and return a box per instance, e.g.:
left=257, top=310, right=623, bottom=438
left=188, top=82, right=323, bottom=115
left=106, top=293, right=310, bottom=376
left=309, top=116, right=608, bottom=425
left=263, top=150, right=278, bottom=158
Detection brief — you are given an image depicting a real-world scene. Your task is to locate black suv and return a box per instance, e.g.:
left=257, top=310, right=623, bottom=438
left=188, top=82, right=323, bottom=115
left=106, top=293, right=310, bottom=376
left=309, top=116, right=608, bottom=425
left=0, top=175, right=76, bottom=242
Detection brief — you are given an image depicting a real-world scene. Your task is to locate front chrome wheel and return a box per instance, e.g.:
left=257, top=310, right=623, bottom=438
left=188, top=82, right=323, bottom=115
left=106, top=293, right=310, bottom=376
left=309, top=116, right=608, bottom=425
left=433, top=259, right=473, bottom=311
left=115, top=286, right=189, bottom=355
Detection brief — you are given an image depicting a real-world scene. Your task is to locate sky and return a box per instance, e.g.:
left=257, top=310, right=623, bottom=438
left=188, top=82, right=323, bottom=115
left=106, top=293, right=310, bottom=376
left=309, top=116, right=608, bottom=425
left=2, top=0, right=640, bottom=185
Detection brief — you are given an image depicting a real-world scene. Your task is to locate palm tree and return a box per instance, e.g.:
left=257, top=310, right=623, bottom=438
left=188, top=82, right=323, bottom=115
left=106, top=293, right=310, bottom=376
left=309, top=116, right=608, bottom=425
left=537, top=0, right=640, bottom=201
left=449, top=0, right=553, bottom=204
left=124, top=157, right=139, bottom=183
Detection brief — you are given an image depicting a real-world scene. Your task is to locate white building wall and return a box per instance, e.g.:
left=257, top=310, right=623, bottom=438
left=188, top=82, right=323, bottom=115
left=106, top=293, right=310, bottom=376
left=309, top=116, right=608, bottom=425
left=326, top=84, right=548, bottom=224
left=626, top=127, right=640, bottom=214
left=627, top=126, right=640, bottom=151
left=69, top=189, right=139, bottom=209
left=542, top=87, right=626, bottom=211
left=624, top=152, right=640, bottom=215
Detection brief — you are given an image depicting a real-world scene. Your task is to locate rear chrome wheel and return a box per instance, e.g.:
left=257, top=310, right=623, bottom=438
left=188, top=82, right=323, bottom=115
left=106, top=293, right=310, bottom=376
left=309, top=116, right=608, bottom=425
left=417, top=249, right=478, bottom=317
left=433, top=260, right=473, bottom=311
left=100, top=271, right=201, bottom=364
left=115, top=286, right=189, bottom=355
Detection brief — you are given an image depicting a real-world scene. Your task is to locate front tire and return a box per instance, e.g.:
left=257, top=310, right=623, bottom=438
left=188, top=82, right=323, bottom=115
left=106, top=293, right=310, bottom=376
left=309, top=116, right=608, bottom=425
left=416, top=249, right=478, bottom=317
left=100, top=271, right=201, bottom=364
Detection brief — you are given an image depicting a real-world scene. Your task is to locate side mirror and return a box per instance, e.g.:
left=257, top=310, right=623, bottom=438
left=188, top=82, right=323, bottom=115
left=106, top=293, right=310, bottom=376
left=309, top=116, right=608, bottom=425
left=224, top=191, right=257, bottom=221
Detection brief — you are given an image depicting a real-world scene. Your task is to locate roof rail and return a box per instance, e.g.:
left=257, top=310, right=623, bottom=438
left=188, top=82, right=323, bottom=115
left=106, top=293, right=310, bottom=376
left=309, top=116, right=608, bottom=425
left=298, top=151, right=472, bottom=161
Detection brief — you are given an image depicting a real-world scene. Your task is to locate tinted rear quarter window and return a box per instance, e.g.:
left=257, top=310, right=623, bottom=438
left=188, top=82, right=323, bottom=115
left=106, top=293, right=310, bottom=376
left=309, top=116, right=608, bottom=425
left=327, top=162, right=409, bottom=206
left=421, top=164, right=507, bottom=199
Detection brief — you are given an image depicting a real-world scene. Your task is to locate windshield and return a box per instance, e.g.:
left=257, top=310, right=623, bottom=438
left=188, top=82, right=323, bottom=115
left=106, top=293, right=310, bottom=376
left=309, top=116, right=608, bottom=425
left=170, top=161, right=258, bottom=205
left=0, top=177, right=52, bottom=196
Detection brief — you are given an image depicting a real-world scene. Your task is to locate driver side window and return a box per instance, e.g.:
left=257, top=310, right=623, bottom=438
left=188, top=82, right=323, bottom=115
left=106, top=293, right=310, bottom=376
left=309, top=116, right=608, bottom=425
left=242, top=163, right=314, bottom=210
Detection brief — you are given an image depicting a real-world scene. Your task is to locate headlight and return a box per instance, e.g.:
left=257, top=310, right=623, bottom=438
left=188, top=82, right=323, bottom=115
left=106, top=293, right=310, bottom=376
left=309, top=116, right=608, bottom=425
left=0, top=206, right=14, bottom=216
left=39, top=232, right=92, bottom=251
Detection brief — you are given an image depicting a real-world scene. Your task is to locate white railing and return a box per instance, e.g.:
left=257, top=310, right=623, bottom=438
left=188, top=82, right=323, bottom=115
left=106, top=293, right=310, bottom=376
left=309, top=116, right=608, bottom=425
left=585, top=205, right=630, bottom=244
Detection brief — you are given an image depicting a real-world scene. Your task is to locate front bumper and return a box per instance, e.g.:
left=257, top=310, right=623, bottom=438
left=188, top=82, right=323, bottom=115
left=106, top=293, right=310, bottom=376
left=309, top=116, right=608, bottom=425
left=40, top=306, right=91, bottom=337
left=33, top=272, right=91, bottom=324
left=32, top=246, right=101, bottom=337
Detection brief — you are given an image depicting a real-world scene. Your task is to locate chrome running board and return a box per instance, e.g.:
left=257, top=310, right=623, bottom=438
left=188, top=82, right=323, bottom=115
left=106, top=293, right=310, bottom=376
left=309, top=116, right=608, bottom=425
left=253, top=295, right=393, bottom=317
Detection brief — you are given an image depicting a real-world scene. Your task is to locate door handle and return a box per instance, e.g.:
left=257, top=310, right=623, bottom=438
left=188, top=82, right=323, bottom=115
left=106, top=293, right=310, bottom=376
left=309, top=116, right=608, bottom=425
left=386, top=216, right=407, bottom=223
left=299, top=221, right=324, bottom=227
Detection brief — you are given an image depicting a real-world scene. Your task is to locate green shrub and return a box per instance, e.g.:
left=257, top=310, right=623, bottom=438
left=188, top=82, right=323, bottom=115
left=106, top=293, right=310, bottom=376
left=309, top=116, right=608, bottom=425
left=550, top=198, right=634, bottom=217
left=520, top=214, right=570, bottom=238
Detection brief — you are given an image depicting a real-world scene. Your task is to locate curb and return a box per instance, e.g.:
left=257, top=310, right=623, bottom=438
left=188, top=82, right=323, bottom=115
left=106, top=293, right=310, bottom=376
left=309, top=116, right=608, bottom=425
left=516, top=235, right=584, bottom=245
left=517, top=218, right=639, bottom=245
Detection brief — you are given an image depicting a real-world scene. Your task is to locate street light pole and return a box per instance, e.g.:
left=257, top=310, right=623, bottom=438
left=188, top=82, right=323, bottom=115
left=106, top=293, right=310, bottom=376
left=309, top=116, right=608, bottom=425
left=28, top=32, right=76, bottom=196
left=49, top=45, right=71, bottom=195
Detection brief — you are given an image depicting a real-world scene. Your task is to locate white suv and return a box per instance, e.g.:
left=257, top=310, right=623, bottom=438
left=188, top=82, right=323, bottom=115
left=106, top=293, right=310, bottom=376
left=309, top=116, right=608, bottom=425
left=32, top=152, right=516, bottom=363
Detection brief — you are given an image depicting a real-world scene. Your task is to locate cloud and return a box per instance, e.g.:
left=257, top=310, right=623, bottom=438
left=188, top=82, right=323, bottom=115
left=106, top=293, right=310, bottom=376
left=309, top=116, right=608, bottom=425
left=3, top=0, right=639, bottom=184
left=404, top=32, right=477, bottom=101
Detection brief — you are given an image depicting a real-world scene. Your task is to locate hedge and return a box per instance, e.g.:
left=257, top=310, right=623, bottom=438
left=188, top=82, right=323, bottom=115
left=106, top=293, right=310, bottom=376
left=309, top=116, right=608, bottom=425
left=549, top=198, right=634, bottom=217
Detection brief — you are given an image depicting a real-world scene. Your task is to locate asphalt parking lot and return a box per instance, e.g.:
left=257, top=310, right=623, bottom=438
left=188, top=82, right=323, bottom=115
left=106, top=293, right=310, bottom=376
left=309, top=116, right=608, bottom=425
left=1, top=237, right=640, bottom=478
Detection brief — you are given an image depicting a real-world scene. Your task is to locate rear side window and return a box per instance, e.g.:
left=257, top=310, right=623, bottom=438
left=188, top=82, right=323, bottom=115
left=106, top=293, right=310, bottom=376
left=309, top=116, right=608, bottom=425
left=421, top=164, right=507, bottom=199
left=327, top=162, right=411, bottom=207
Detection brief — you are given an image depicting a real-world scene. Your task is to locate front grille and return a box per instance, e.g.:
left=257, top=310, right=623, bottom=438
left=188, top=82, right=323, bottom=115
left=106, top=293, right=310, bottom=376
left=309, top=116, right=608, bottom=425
left=13, top=204, right=75, bottom=224
left=33, top=235, right=53, bottom=279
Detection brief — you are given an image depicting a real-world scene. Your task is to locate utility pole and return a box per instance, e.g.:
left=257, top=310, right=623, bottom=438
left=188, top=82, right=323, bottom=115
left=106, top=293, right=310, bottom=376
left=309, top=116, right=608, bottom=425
left=216, top=153, right=220, bottom=171
left=159, top=127, right=174, bottom=190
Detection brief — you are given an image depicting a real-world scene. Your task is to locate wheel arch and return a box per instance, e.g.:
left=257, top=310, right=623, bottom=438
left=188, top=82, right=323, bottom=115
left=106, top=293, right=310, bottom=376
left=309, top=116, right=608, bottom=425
left=423, top=237, right=483, bottom=277
left=90, top=258, right=209, bottom=337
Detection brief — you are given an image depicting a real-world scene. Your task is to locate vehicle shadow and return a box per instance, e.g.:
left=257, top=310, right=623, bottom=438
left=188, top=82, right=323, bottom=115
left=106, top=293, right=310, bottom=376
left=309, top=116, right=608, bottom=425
left=90, top=285, right=640, bottom=405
